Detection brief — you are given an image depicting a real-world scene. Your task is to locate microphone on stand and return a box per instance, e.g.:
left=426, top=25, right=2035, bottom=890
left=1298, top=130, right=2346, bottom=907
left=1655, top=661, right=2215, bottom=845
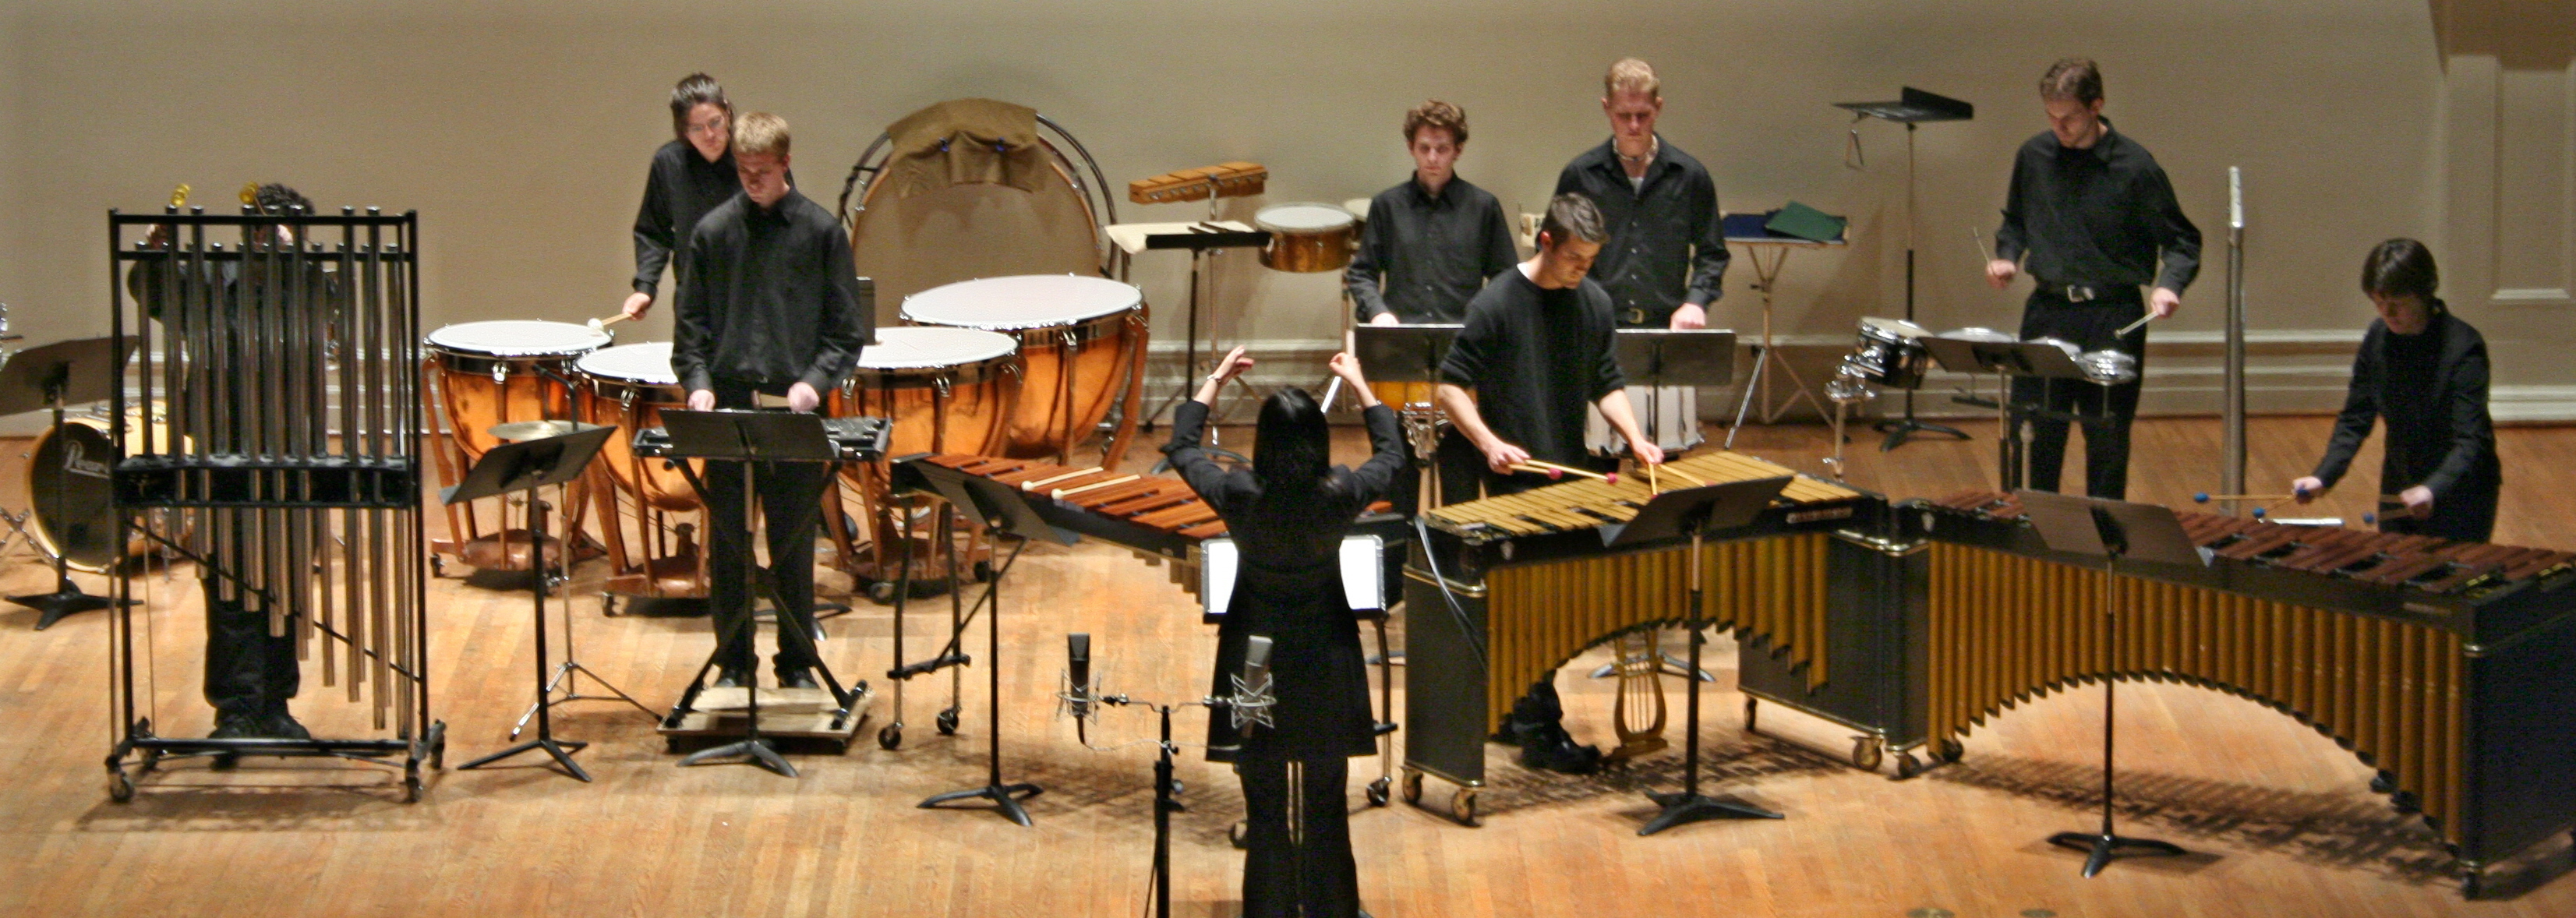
left=1065, top=632, right=1096, bottom=745
left=1230, top=634, right=1277, bottom=738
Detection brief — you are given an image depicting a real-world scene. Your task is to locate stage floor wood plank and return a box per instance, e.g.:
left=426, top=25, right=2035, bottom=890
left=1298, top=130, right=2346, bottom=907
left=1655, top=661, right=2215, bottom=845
left=0, top=417, right=2571, bottom=916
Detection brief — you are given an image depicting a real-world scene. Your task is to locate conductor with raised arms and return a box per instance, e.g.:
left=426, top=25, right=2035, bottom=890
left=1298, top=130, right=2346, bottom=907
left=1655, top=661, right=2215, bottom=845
left=671, top=111, right=872, bottom=690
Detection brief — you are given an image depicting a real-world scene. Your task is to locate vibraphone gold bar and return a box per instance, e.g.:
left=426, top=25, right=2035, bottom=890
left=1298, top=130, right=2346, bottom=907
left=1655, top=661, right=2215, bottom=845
left=1401, top=450, right=1903, bottom=822
left=1912, top=490, right=2576, bottom=895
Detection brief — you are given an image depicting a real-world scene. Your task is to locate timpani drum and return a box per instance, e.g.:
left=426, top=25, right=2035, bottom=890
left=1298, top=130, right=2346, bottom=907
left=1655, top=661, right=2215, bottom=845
left=575, top=342, right=705, bottom=603
left=423, top=320, right=610, bottom=573
left=899, top=275, right=1143, bottom=459
left=425, top=320, right=612, bottom=458
left=1255, top=203, right=1359, bottom=273
left=834, top=326, right=1023, bottom=461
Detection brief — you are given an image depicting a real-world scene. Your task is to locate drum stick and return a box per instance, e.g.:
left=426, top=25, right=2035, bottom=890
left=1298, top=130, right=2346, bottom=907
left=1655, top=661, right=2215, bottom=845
left=1659, top=464, right=1709, bottom=488
left=588, top=312, right=634, bottom=333
left=2115, top=312, right=2154, bottom=337
left=1509, top=461, right=1617, bottom=484
left=1023, top=467, right=1104, bottom=490
left=2193, top=492, right=2302, bottom=503
left=1647, top=463, right=1659, bottom=494
left=1970, top=227, right=1995, bottom=263
left=1054, top=474, right=1140, bottom=500
left=1320, top=376, right=1342, bottom=412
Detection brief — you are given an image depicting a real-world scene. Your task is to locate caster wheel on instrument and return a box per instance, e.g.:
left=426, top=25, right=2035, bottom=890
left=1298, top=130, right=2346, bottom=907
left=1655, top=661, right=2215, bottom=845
left=137, top=747, right=163, bottom=775
left=1938, top=738, right=1964, bottom=763
left=1743, top=697, right=1759, bottom=733
left=107, top=767, right=134, bottom=803
left=1894, top=751, right=1923, bottom=780
left=1850, top=736, right=1884, bottom=772
left=401, top=764, right=422, bottom=803
left=665, top=736, right=683, bottom=754
left=2461, top=868, right=2483, bottom=900
left=936, top=708, right=959, bottom=736
left=973, top=560, right=993, bottom=583
left=865, top=580, right=897, bottom=604
left=1400, top=768, right=1424, bottom=806
left=210, top=752, right=239, bottom=771
left=2370, top=770, right=2398, bottom=794
left=1366, top=776, right=1392, bottom=807
left=1229, top=820, right=1249, bottom=849
left=429, top=555, right=446, bottom=577
left=601, top=594, right=620, bottom=617
left=878, top=725, right=903, bottom=750
left=1450, top=789, right=1480, bottom=827
left=432, top=737, right=447, bottom=771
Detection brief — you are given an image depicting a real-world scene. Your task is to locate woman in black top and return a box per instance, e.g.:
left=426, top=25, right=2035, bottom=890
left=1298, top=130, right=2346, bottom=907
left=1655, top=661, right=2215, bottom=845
left=2292, top=239, right=2500, bottom=541
left=1164, top=346, right=1404, bottom=918
left=620, top=72, right=743, bottom=323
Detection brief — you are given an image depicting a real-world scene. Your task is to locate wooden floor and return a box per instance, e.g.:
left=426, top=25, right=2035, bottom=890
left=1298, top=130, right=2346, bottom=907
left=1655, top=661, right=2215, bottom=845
left=3, top=415, right=2574, bottom=917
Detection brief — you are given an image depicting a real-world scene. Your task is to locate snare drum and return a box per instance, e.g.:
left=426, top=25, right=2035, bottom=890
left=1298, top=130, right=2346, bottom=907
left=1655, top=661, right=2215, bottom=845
left=1844, top=316, right=1934, bottom=390
left=1256, top=203, right=1359, bottom=273
left=833, top=326, right=1023, bottom=460
left=900, top=275, right=1143, bottom=458
left=576, top=342, right=696, bottom=514
left=426, top=320, right=612, bottom=459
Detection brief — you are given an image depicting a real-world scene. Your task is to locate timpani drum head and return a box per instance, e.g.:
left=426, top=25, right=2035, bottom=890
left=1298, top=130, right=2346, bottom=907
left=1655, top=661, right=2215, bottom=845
left=857, top=326, right=1019, bottom=371
left=1254, top=203, right=1356, bottom=234
left=899, top=275, right=1143, bottom=330
left=426, top=320, right=613, bottom=358
left=576, top=341, right=679, bottom=384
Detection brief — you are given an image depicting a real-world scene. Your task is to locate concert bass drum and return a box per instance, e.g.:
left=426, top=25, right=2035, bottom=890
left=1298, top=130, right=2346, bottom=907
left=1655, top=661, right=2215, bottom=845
left=26, top=405, right=176, bottom=572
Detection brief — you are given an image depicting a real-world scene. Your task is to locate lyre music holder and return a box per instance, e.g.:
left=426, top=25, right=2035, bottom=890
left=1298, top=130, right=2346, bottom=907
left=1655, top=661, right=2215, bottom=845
left=448, top=422, right=617, bottom=782
left=2017, top=489, right=2205, bottom=876
left=1604, top=474, right=1793, bottom=835
left=910, top=460, right=1077, bottom=825
left=653, top=408, right=860, bottom=779
left=0, top=336, right=141, bottom=629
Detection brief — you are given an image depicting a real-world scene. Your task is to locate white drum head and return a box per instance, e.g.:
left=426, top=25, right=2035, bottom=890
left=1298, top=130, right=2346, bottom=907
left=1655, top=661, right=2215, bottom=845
left=899, top=274, right=1143, bottom=330
left=426, top=320, right=612, bottom=357
left=576, top=342, right=677, bottom=384
left=1255, top=203, right=1355, bottom=234
left=1862, top=317, right=1933, bottom=338
left=857, top=326, right=1019, bottom=370
left=1939, top=327, right=2016, bottom=344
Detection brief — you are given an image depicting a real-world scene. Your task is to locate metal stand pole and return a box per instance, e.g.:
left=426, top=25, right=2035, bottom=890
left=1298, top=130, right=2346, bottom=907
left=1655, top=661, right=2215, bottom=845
left=1640, top=526, right=1784, bottom=835
left=679, top=458, right=795, bottom=776
left=461, top=487, right=592, bottom=781
left=2047, top=565, right=2184, bottom=874
left=2220, top=168, right=2247, bottom=517
left=508, top=478, right=653, bottom=738
left=1878, top=122, right=1968, bottom=451
left=919, top=530, right=1043, bottom=824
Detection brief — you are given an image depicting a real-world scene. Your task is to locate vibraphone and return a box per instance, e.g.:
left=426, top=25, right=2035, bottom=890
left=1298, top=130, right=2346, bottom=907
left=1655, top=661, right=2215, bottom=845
left=1910, top=490, right=2576, bottom=893
left=1401, top=450, right=1906, bottom=821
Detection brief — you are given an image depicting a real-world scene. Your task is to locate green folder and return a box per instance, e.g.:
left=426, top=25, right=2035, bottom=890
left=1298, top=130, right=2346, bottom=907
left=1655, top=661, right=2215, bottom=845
left=1764, top=201, right=1847, bottom=243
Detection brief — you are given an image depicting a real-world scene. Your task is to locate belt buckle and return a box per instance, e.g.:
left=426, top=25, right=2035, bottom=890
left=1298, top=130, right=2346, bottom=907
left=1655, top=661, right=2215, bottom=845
left=2063, top=284, right=2096, bottom=302
left=1623, top=307, right=1648, bottom=324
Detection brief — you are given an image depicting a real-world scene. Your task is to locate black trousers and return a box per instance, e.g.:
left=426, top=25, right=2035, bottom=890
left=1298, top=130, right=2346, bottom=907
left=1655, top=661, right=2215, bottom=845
left=203, top=578, right=298, bottom=715
left=702, top=380, right=830, bottom=675
left=2012, top=288, right=2147, bottom=500
left=1239, top=754, right=1360, bottom=918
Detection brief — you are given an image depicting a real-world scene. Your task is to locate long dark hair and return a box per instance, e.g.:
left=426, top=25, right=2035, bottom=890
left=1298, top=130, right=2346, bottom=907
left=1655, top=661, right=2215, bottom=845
left=1253, top=387, right=1332, bottom=493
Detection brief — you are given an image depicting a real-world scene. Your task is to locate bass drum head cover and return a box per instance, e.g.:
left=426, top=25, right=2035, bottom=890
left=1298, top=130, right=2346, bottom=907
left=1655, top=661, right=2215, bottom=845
left=28, top=422, right=122, bottom=572
left=848, top=135, right=1102, bottom=328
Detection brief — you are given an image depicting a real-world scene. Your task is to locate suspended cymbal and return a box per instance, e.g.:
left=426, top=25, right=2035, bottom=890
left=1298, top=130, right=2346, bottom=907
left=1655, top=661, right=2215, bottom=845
left=487, top=419, right=603, bottom=443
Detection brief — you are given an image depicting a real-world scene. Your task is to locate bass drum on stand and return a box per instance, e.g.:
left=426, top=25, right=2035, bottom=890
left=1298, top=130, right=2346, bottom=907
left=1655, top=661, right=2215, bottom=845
left=25, top=405, right=182, bottom=572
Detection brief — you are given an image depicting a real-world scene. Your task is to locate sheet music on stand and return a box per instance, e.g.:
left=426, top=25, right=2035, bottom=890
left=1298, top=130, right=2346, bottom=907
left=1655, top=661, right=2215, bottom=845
left=1921, top=337, right=2101, bottom=490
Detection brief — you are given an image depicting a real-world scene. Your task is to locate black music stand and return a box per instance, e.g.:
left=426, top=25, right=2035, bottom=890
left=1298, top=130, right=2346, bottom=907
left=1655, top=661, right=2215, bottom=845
left=916, top=467, right=1076, bottom=825
left=1140, top=224, right=1273, bottom=431
left=656, top=408, right=855, bottom=779
left=1613, top=329, right=1736, bottom=454
left=1836, top=87, right=1974, bottom=451
left=1, top=336, right=140, bottom=628
left=1353, top=323, right=1462, bottom=508
left=2018, top=489, right=2203, bottom=876
left=1921, top=337, right=2098, bottom=491
left=450, top=423, right=617, bottom=782
left=1605, top=475, right=1794, bottom=835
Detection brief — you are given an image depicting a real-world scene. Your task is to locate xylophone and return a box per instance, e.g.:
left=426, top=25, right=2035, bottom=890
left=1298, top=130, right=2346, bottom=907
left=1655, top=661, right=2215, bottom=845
left=1401, top=450, right=1906, bottom=819
left=1904, top=491, right=2576, bottom=894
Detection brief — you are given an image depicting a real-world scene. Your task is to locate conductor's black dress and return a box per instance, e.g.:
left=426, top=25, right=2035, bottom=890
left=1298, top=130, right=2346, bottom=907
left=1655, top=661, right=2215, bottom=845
left=1163, top=397, right=1405, bottom=918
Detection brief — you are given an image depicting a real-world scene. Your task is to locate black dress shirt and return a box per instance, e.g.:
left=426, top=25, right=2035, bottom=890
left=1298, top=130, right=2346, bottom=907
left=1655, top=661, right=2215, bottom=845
left=1438, top=268, right=1624, bottom=465
left=1992, top=122, right=2202, bottom=293
left=1345, top=175, right=1519, bottom=323
left=2313, top=306, right=2500, bottom=504
left=631, top=139, right=745, bottom=299
left=672, top=189, right=872, bottom=394
left=1553, top=136, right=1727, bottom=327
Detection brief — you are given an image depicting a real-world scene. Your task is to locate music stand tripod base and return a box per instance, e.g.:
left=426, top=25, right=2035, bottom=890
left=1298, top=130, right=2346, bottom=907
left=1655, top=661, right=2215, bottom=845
left=12, top=584, right=133, bottom=630
left=2048, top=830, right=2187, bottom=877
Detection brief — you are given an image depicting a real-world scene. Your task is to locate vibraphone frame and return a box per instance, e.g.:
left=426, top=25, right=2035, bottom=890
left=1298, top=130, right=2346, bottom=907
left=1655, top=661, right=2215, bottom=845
left=102, top=207, right=440, bottom=802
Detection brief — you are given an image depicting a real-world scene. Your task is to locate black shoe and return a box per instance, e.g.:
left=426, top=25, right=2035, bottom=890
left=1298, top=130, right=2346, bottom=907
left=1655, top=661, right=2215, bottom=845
left=712, top=667, right=754, bottom=689
left=776, top=669, right=820, bottom=690
left=261, top=708, right=312, bottom=741
left=1517, top=726, right=1602, bottom=775
left=210, top=710, right=264, bottom=740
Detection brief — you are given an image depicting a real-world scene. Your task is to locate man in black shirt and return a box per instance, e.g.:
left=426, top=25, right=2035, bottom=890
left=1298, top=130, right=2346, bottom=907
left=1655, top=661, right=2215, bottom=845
left=1348, top=100, right=1518, bottom=327
left=2292, top=240, right=2499, bottom=541
left=673, top=112, right=873, bottom=689
left=1986, top=58, right=2200, bottom=499
left=1436, top=192, right=1661, bottom=771
left=622, top=72, right=743, bottom=323
left=1553, top=58, right=1724, bottom=451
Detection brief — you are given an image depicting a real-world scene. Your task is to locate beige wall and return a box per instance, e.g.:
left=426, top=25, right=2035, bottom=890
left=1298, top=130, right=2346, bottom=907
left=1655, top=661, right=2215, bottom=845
left=0, top=0, right=2560, bottom=418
